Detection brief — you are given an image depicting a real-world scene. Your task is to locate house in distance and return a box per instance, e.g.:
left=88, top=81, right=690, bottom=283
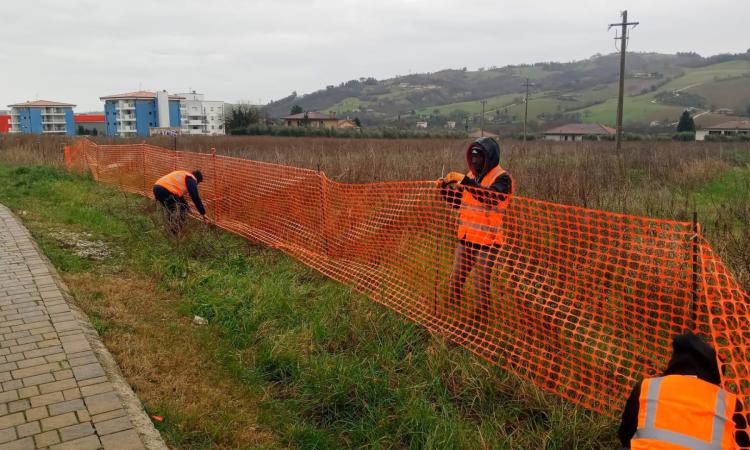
left=282, top=111, right=358, bottom=129
left=695, top=120, right=750, bottom=140
left=543, top=123, right=616, bottom=141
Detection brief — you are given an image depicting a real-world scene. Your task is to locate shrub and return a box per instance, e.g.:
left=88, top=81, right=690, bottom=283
left=672, top=132, right=696, bottom=141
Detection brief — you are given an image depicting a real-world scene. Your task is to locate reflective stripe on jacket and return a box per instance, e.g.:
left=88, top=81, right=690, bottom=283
left=632, top=375, right=736, bottom=450
left=154, top=171, right=196, bottom=197
left=456, top=165, right=513, bottom=246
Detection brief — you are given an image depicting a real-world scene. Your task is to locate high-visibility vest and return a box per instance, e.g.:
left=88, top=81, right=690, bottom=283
left=154, top=170, right=196, bottom=197
left=456, top=165, right=513, bottom=246
left=631, top=375, right=736, bottom=450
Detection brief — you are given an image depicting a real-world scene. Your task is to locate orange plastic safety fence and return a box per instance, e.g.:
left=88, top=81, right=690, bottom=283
left=64, top=140, right=750, bottom=441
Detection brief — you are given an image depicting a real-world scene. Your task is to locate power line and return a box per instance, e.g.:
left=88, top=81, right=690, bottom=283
left=609, top=10, right=639, bottom=151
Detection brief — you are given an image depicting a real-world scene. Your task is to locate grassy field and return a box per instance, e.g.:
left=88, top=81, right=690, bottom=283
left=659, top=60, right=750, bottom=92
left=687, top=76, right=750, bottom=113
left=327, top=60, right=750, bottom=127
left=0, top=162, right=621, bottom=449
left=414, top=92, right=521, bottom=116
left=409, top=60, right=750, bottom=127
left=578, top=95, right=685, bottom=125
left=576, top=60, right=750, bottom=125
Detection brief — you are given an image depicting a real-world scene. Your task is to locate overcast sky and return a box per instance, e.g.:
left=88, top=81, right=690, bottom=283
left=2, top=0, right=748, bottom=111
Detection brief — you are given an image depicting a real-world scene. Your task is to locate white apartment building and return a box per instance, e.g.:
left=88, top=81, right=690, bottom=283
left=176, top=92, right=225, bottom=135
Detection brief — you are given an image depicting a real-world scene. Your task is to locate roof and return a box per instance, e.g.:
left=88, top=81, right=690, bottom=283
left=8, top=100, right=76, bottom=108
left=702, top=120, right=750, bottom=130
left=99, top=90, right=184, bottom=101
left=74, top=114, right=105, bottom=123
left=282, top=111, right=338, bottom=120
left=544, top=123, right=616, bottom=135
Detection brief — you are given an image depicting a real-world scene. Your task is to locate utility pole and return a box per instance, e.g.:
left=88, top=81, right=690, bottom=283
left=480, top=100, right=487, bottom=137
left=609, top=10, right=639, bottom=151
left=522, top=78, right=536, bottom=142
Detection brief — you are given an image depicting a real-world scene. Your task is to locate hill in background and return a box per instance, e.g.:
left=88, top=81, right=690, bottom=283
left=265, top=51, right=750, bottom=133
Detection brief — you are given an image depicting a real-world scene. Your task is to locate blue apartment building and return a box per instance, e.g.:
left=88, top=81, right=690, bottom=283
left=100, top=91, right=182, bottom=137
left=8, top=100, right=76, bottom=135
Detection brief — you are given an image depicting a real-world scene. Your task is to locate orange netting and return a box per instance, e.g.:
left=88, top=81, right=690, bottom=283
left=65, top=139, right=750, bottom=439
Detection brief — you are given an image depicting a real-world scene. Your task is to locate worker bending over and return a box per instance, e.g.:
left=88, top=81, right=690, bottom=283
left=619, top=331, right=749, bottom=449
left=153, top=169, right=206, bottom=234
left=439, top=137, right=514, bottom=326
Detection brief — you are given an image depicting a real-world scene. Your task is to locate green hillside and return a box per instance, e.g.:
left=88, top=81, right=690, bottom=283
left=576, top=60, right=750, bottom=125
left=266, top=52, right=750, bottom=130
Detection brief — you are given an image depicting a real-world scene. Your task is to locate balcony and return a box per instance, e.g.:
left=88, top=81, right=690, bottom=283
left=42, top=109, right=65, bottom=115
left=117, top=115, right=136, bottom=122
left=117, top=125, right=136, bottom=133
left=42, top=118, right=67, bottom=124
left=188, top=119, right=206, bottom=126
left=42, top=127, right=67, bottom=134
left=117, top=102, right=136, bottom=110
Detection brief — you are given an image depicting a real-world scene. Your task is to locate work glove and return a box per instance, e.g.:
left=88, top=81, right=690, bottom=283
left=443, top=172, right=465, bottom=184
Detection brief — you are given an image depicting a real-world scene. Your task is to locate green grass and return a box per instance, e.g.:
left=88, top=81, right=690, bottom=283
left=0, top=163, right=619, bottom=449
left=415, top=93, right=521, bottom=116
left=578, top=95, right=685, bottom=125
left=575, top=61, right=750, bottom=125
left=417, top=60, right=750, bottom=127
left=329, top=97, right=365, bottom=113
left=659, top=60, right=750, bottom=92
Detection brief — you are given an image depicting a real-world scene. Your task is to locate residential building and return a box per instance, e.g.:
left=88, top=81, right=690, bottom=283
left=282, top=111, right=357, bottom=129
left=7, top=100, right=76, bottom=135
left=175, top=91, right=225, bottom=135
left=74, top=114, right=106, bottom=135
left=543, top=123, right=615, bottom=141
left=415, top=121, right=428, bottom=129
left=100, top=90, right=183, bottom=137
left=695, top=120, right=750, bottom=141
left=0, top=111, right=10, bottom=134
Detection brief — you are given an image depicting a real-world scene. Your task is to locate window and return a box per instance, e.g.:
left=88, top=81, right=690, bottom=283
left=210, top=107, right=214, bottom=112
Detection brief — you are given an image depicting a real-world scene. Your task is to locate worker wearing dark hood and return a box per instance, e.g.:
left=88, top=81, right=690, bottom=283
left=619, top=331, right=749, bottom=449
left=438, top=137, right=514, bottom=327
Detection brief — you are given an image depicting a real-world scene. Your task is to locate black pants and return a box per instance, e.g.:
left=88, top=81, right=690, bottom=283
left=153, top=185, right=188, bottom=234
left=448, top=241, right=501, bottom=318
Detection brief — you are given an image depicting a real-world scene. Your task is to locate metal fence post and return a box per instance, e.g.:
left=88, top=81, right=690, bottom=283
left=691, top=211, right=699, bottom=331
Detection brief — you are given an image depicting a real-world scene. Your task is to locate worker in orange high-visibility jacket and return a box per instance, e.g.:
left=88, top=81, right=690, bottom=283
left=438, top=137, right=514, bottom=326
left=152, top=169, right=206, bottom=234
left=619, top=331, right=749, bottom=449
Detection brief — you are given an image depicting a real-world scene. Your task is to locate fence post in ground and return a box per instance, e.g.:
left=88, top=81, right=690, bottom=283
left=691, top=211, right=699, bottom=331
left=319, top=170, right=330, bottom=257
left=63, top=145, right=71, bottom=171
left=211, top=147, right=218, bottom=222
left=142, top=143, right=147, bottom=195
left=94, top=142, right=100, bottom=181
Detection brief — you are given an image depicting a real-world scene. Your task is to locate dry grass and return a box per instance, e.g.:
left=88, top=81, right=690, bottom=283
left=3, top=134, right=750, bottom=290
left=63, top=271, right=276, bottom=448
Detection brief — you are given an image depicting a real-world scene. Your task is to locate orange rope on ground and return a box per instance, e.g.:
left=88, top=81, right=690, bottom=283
left=64, top=139, right=750, bottom=442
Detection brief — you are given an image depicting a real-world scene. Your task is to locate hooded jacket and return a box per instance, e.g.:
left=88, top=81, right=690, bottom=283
left=442, top=137, right=513, bottom=209
left=618, top=332, right=749, bottom=447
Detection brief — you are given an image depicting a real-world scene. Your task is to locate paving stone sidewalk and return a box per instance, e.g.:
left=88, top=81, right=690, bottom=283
left=0, top=205, right=155, bottom=450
